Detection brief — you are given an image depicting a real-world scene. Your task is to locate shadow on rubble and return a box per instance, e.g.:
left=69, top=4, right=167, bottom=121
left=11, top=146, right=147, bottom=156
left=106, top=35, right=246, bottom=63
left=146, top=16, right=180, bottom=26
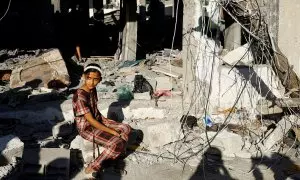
left=100, top=129, right=144, bottom=180
left=189, top=147, right=235, bottom=180
left=0, top=78, right=69, bottom=108
left=107, top=100, right=132, bottom=123
left=236, top=66, right=277, bottom=101
left=0, top=79, right=78, bottom=179
left=251, top=153, right=300, bottom=180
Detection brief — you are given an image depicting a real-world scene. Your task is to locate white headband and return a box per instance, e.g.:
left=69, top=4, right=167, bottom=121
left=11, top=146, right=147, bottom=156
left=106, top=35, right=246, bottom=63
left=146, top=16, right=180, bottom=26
left=84, top=66, right=102, bottom=74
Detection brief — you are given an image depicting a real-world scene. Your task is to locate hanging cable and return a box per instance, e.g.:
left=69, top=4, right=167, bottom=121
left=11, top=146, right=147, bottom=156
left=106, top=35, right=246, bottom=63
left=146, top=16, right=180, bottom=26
left=0, top=0, right=12, bottom=22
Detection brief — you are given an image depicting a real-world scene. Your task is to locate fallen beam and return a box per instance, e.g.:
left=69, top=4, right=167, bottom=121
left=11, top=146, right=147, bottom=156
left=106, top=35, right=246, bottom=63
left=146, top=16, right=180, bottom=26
left=151, top=65, right=183, bottom=78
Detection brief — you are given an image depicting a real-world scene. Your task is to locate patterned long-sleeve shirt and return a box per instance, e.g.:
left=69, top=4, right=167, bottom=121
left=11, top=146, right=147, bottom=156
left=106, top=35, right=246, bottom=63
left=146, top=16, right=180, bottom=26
left=72, top=88, right=102, bottom=133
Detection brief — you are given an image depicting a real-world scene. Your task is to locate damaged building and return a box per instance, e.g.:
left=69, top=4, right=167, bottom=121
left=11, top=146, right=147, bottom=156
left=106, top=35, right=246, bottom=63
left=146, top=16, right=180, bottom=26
left=1, top=0, right=300, bottom=179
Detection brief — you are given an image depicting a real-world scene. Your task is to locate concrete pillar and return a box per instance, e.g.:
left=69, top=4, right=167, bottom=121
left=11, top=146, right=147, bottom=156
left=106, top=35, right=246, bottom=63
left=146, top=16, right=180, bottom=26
left=182, top=0, right=203, bottom=114
left=182, top=0, right=220, bottom=114
left=224, top=22, right=241, bottom=50
left=89, top=0, right=94, bottom=18
left=138, top=0, right=146, bottom=22
left=51, top=0, right=60, bottom=13
left=121, top=0, right=137, bottom=60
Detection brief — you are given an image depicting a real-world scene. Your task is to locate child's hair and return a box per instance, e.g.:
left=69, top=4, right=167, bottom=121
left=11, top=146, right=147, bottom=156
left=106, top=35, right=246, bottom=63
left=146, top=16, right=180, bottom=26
left=83, top=63, right=102, bottom=75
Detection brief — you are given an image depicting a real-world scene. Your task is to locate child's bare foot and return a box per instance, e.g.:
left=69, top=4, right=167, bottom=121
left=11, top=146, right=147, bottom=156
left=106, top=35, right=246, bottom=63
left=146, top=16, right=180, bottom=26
left=85, top=166, right=95, bottom=174
left=84, top=165, right=100, bottom=179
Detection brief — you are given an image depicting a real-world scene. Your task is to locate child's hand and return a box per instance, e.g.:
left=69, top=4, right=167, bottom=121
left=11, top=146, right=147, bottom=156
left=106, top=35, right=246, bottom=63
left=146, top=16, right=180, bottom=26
left=120, top=133, right=127, bottom=141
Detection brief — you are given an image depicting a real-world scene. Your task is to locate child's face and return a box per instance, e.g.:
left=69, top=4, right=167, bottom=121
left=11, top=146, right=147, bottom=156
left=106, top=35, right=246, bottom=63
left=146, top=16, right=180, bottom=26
left=84, top=72, right=101, bottom=90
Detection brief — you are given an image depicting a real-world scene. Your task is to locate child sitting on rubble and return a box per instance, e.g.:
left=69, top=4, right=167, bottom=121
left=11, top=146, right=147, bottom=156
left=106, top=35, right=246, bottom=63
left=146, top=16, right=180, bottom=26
left=72, top=63, right=131, bottom=178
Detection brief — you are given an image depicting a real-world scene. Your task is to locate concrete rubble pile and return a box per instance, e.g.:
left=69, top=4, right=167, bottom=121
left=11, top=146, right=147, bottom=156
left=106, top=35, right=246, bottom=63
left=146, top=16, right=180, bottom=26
left=0, top=48, right=187, bottom=178
left=0, top=45, right=300, bottom=179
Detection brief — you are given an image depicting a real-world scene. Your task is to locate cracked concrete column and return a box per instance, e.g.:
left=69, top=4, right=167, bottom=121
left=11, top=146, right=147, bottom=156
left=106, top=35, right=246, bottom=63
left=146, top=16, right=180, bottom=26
left=121, top=0, right=137, bottom=60
left=51, top=0, right=60, bottom=13
left=182, top=0, right=203, bottom=109
left=182, top=0, right=220, bottom=114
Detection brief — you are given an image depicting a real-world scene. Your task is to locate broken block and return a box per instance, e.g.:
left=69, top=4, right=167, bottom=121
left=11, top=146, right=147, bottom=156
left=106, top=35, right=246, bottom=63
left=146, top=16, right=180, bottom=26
left=10, top=49, right=70, bottom=89
left=155, top=77, right=172, bottom=90
left=140, top=120, right=183, bottom=151
left=22, top=148, right=70, bottom=179
left=222, top=43, right=253, bottom=65
left=200, top=130, right=246, bottom=158
left=70, top=135, right=105, bottom=164
left=0, top=135, right=24, bottom=166
left=134, top=92, right=151, bottom=100
left=263, top=115, right=294, bottom=150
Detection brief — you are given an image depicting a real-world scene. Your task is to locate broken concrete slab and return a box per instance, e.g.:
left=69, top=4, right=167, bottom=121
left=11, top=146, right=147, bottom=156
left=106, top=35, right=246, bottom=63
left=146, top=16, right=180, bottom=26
left=70, top=135, right=82, bottom=150
left=263, top=115, right=294, bottom=150
left=101, top=107, right=165, bottom=120
left=119, top=67, right=137, bottom=75
left=0, top=99, right=74, bottom=125
left=275, top=98, right=300, bottom=108
left=222, top=43, right=253, bottom=65
left=134, top=92, right=151, bottom=100
left=0, top=163, right=18, bottom=179
left=10, top=49, right=70, bottom=89
left=256, top=99, right=283, bottom=115
left=136, top=119, right=183, bottom=151
left=0, top=135, right=24, bottom=166
left=224, top=22, right=241, bottom=51
left=155, top=76, right=172, bottom=91
left=200, top=130, right=250, bottom=158
left=22, top=148, right=70, bottom=178
left=151, top=65, right=183, bottom=78
left=70, top=135, right=105, bottom=164
left=209, top=65, right=285, bottom=110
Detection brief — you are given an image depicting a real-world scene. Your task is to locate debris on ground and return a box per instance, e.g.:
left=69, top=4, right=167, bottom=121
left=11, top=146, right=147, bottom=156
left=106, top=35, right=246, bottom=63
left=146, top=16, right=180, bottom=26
left=10, top=49, right=70, bottom=89
left=0, top=40, right=299, bottom=180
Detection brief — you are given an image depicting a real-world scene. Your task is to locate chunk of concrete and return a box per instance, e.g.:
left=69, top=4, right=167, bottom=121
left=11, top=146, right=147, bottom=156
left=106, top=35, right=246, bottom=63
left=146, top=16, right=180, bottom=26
left=200, top=131, right=246, bottom=158
left=209, top=65, right=285, bottom=110
left=155, top=76, right=172, bottom=90
left=70, top=135, right=105, bottom=164
left=222, top=43, right=253, bottom=65
left=0, top=163, right=17, bottom=179
left=10, top=49, right=70, bottom=89
left=134, top=92, right=151, bottom=100
left=263, top=115, right=294, bottom=150
left=22, top=148, right=70, bottom=178
left=151, top=65, right=183, bottom=78
left=224, top=22, right=241, bottom=51
left=70, top=135, right=82, bottom=150
left=141, top=120, right=183, bottom=151
left=101, top=107, right=165, bottom=120
left=0, top=135, right=24, bottom=166
left=256, top=99, right=283, bottom=115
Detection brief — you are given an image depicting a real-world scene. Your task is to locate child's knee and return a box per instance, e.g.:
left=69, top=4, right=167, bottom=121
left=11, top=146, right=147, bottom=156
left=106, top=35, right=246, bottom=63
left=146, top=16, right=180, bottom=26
left=115, top=139, right=126, bottom=151
left=123, top=124, right=131, bottom=134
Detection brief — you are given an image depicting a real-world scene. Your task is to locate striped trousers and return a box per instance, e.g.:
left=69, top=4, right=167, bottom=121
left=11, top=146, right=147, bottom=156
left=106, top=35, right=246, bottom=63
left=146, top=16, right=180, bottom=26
left=79, top=119, right=131, bottom=171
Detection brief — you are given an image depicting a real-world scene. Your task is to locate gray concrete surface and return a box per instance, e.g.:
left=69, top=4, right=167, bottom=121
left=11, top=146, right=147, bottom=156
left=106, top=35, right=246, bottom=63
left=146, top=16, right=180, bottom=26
left=278, top=0, right=300, bottom=77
